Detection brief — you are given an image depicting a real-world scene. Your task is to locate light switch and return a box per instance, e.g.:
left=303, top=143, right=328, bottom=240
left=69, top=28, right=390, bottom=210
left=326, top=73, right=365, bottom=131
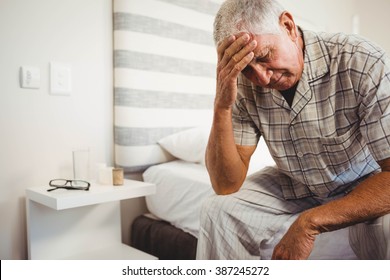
left=20, top=66, right=40, bottom=89
left=50, top=62, right=72, bottom=95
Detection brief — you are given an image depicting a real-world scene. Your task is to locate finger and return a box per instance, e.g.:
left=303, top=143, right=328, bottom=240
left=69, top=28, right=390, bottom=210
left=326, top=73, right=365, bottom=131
left=222, top=39, right=257, bottom=76
left=219, top=33, right=251, bottom=66
left=272, top=245, right=291, bottom=260
left=224, top=37, right=256, bottom=78
left=271, top=245, right=282, bottom=260
left=216, top=32, right=250, bottom=60
left=217, top=33, right=249, bottom=66
left=217, top=35, right=235, bottom=62
left=226, top=50, right=254, bottom=79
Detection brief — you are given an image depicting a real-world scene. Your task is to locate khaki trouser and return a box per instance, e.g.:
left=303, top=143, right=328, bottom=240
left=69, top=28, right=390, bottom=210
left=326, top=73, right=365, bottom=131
left=196, top=166, right=389, bottom=260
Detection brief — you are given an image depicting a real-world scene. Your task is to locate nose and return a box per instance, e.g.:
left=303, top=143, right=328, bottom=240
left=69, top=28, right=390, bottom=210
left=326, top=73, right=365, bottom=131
left=245, top=63, right=273, bottom=86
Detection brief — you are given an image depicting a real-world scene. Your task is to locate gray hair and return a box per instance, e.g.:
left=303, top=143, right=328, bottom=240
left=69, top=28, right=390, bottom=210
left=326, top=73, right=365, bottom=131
left=214, top=0, right=286, bottom=45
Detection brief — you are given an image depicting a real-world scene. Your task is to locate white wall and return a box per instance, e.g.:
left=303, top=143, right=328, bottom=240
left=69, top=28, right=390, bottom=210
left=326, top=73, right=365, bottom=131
left=280, top=0, right=390, bottom=53
left=0, top=0, right=113, bottom=259
left=356, top=0, right=390, bottom=53
left=279, top=0, right=358, bottom=33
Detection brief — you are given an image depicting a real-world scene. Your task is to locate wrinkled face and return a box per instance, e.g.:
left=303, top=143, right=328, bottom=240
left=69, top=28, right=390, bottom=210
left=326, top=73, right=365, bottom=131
left=241, top=31, right=304, bottom=91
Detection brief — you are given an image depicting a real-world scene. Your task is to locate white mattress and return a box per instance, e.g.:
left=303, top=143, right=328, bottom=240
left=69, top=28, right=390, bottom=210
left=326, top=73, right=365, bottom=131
left=143, top=160, right=214, bottom=238
left=142, top=160, right=357, bottom=259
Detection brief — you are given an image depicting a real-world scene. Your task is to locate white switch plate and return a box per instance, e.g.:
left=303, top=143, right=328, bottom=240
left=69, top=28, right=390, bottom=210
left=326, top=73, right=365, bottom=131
left=20, top=66, right=40, bottom=89
left=50, top=62, right=72, bottom=95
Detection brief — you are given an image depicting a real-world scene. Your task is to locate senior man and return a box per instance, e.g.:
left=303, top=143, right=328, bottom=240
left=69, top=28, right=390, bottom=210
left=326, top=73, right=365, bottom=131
left=197, top=0, right=390, bottom=259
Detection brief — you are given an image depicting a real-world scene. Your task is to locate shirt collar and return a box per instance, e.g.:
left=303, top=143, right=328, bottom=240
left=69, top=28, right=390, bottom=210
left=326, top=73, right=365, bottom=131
left=300, top=28, right=330, bottom=82
left=241, top=29, right=330, bottom=102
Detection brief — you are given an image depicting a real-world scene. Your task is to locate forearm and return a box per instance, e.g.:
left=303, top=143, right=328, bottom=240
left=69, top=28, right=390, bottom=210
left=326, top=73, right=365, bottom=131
left=272, top=170, right=390, bottom=259
left=301, top=171, right=390, bottom=235
left=206, top=108, right=249, bottom=195
left=207, top=33, right=257, bottom=194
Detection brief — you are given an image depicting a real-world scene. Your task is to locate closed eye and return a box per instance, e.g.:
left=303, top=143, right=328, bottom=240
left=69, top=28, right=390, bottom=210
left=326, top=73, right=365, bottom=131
left=254, top=46, right=275, bottom=63
left=242, top=65, right=251, bottom=74
left=255, top=55, right=271, bottom=63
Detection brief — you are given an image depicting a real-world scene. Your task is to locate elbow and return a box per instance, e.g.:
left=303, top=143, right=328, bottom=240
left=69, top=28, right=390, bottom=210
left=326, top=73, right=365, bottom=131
left=205, top=152, right=247, bottom=195
left=213, top=187, right=239, bottom=195
left=211, top=180, right=243, bottom=195
left=206, top=168, right=247, bottom=196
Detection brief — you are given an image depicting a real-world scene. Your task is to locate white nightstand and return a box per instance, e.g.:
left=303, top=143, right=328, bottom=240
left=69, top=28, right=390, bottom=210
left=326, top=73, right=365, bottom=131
left=26, top=179, right=157, bottom=260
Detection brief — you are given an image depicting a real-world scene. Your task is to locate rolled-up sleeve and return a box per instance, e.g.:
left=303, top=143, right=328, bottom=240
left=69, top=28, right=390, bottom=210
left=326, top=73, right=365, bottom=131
left=358, top=54, right=390, bottom=162
left=232, top=75, right=261, bottom=146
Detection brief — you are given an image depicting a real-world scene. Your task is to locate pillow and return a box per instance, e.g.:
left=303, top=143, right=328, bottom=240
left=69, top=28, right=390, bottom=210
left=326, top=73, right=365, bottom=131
left=158, top=125, right=276, bottom=170
left=158, top=126, right=210, bottom=164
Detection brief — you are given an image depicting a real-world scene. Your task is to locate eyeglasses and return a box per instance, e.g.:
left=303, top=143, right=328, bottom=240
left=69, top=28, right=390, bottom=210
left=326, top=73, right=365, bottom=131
left=47, top=179, right=91, bottom=192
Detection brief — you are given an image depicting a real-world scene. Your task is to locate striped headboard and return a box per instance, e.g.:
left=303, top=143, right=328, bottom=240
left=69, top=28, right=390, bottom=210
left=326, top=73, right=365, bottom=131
left=113, top=0, right=221, bottom=172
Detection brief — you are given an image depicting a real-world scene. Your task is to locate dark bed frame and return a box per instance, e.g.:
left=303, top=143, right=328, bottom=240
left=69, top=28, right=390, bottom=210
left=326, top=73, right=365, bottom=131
left=131, top=215, right=198, bottom=260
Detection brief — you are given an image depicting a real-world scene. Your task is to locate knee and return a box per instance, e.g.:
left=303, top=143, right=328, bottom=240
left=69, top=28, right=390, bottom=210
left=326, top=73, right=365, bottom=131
left=199, top=194, right=235, bottom=225
left=349, top=213, right=390, bottom=259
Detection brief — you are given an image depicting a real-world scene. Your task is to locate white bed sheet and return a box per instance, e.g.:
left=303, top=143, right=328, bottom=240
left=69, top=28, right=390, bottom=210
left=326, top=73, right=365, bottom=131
left=142, top=160, right=357, bottom=259
left=143, top=160, right=214, bottom=238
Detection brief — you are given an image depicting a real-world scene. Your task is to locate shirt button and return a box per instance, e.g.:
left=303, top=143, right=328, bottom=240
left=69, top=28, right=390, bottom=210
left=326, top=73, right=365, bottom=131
left=297, top=152, right=304, bottom=158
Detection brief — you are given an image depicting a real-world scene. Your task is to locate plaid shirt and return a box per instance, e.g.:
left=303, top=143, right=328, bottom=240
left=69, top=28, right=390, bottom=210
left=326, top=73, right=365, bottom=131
left=233, top=29, right=390, bottom=199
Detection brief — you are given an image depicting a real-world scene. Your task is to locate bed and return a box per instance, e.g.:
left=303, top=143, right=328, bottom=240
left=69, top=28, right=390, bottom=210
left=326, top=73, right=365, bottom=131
left=129, top=126, right=213, bottom=260
left=132, top=159, right=359, bottom=260
left=128, top=128, right=358, bottom=260
left=132, top=160, right=210, bottom=260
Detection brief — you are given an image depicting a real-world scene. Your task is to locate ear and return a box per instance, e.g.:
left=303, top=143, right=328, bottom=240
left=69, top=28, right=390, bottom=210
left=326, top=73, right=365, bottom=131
left=279, top=12, right=299, bottom=40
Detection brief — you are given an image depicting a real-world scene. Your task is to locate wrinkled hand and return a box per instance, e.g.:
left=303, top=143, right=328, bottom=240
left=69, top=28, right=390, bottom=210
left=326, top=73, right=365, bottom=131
left=215, top=33, right=256, bottom=110
left=272, top=215, right=318, bottom=260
